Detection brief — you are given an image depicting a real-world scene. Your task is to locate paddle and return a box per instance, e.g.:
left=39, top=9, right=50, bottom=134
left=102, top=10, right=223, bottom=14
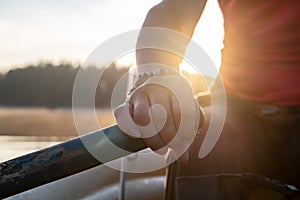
left=0, top=125, right=146, bottom=199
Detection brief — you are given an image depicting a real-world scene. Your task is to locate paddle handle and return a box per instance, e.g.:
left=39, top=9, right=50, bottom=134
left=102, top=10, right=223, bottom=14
left=0, top=125, right=146, bottom=199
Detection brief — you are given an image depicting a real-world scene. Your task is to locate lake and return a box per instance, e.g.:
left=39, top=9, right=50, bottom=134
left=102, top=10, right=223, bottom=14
left=0, top=107, right=167, bottom=200
left=0, top=107, right=115, bottom=162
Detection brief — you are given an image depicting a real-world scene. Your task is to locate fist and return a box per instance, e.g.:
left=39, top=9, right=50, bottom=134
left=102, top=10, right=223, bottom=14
left=114, top=74, right=200, bottom=162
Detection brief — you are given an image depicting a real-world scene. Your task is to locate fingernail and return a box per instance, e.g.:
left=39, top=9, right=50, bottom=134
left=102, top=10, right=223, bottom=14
left=130, top=129, right=141, bottom=138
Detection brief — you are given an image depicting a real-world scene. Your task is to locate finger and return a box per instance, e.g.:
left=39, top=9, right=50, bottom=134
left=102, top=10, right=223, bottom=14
left=132, top=92, right=151, bottom=126
left=148, top=87, right=177, bottom=147
left=114, top=103, right=142, bottom=139
left=130, top=88, right=167, bottom=153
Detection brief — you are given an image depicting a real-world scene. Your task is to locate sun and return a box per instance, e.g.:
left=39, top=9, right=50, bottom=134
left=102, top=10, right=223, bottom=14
left=115, top=53, right=135, bottom=67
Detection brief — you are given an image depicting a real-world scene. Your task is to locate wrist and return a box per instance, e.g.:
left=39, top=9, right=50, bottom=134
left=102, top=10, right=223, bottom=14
left=129, top=66, right=178, bottom=95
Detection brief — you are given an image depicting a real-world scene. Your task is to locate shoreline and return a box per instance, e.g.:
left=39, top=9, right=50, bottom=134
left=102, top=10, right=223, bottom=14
left=0, top=107, right=115, bottom=137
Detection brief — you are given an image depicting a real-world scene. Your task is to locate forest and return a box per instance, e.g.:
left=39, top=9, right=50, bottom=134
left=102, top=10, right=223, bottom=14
left=0, top=62, right=213, bottom=108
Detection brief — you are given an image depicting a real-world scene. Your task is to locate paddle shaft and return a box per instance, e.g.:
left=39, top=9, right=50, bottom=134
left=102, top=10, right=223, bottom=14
left=0, top=125, right=146, bottom=199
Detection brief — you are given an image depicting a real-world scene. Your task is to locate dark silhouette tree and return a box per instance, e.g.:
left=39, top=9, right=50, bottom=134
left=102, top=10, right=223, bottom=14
left=0, top=62, right=130, bottom=107
left=0, top=62, right=213, bottom=107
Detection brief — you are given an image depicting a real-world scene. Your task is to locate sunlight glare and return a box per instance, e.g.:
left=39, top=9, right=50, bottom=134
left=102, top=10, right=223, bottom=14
left=180, top=0, right=224, bottom=77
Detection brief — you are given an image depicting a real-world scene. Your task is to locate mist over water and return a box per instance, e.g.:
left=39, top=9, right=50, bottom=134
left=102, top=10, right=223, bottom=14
left=0, top=107, right=115, bottom=162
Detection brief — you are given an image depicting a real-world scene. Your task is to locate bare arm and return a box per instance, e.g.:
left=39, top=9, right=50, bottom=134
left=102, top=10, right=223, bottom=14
left=136, top=0, right=207, bottom=71
left=115, top=0, right=207, bottom=162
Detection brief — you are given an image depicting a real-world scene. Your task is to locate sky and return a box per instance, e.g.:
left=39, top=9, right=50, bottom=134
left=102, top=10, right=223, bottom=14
left=0, top=0, right=224, bottom=74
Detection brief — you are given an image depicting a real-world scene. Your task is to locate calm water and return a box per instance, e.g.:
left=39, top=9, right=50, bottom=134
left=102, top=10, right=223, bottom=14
left=0, top=108, right=165, bottom=200
left=0, top=135, right=69, bottom=162
left=0, top=107, right=114, bottom=162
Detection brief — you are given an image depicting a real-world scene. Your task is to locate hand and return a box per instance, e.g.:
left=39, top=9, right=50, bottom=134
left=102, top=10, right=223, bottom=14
left=114, top=74, right=200, bottom=164
left=129, top=84, right=181, bottom=155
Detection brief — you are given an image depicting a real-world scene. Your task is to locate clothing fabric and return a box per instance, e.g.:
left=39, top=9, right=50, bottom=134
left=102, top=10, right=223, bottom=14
left=218, top=0, right=300, bottom=106
left=165, top=1, right=300, bottom=198
left=165, top=95, right=300, bottom=199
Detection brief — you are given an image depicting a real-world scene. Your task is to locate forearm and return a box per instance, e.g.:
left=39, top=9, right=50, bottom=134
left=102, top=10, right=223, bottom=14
left=136, top=0, right=207, bottom=72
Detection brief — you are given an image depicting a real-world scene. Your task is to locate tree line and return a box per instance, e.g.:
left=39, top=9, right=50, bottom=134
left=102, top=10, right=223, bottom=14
left=0, top=62, right=128, bottom=107
left=0, top=62, right=213, bottom=108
